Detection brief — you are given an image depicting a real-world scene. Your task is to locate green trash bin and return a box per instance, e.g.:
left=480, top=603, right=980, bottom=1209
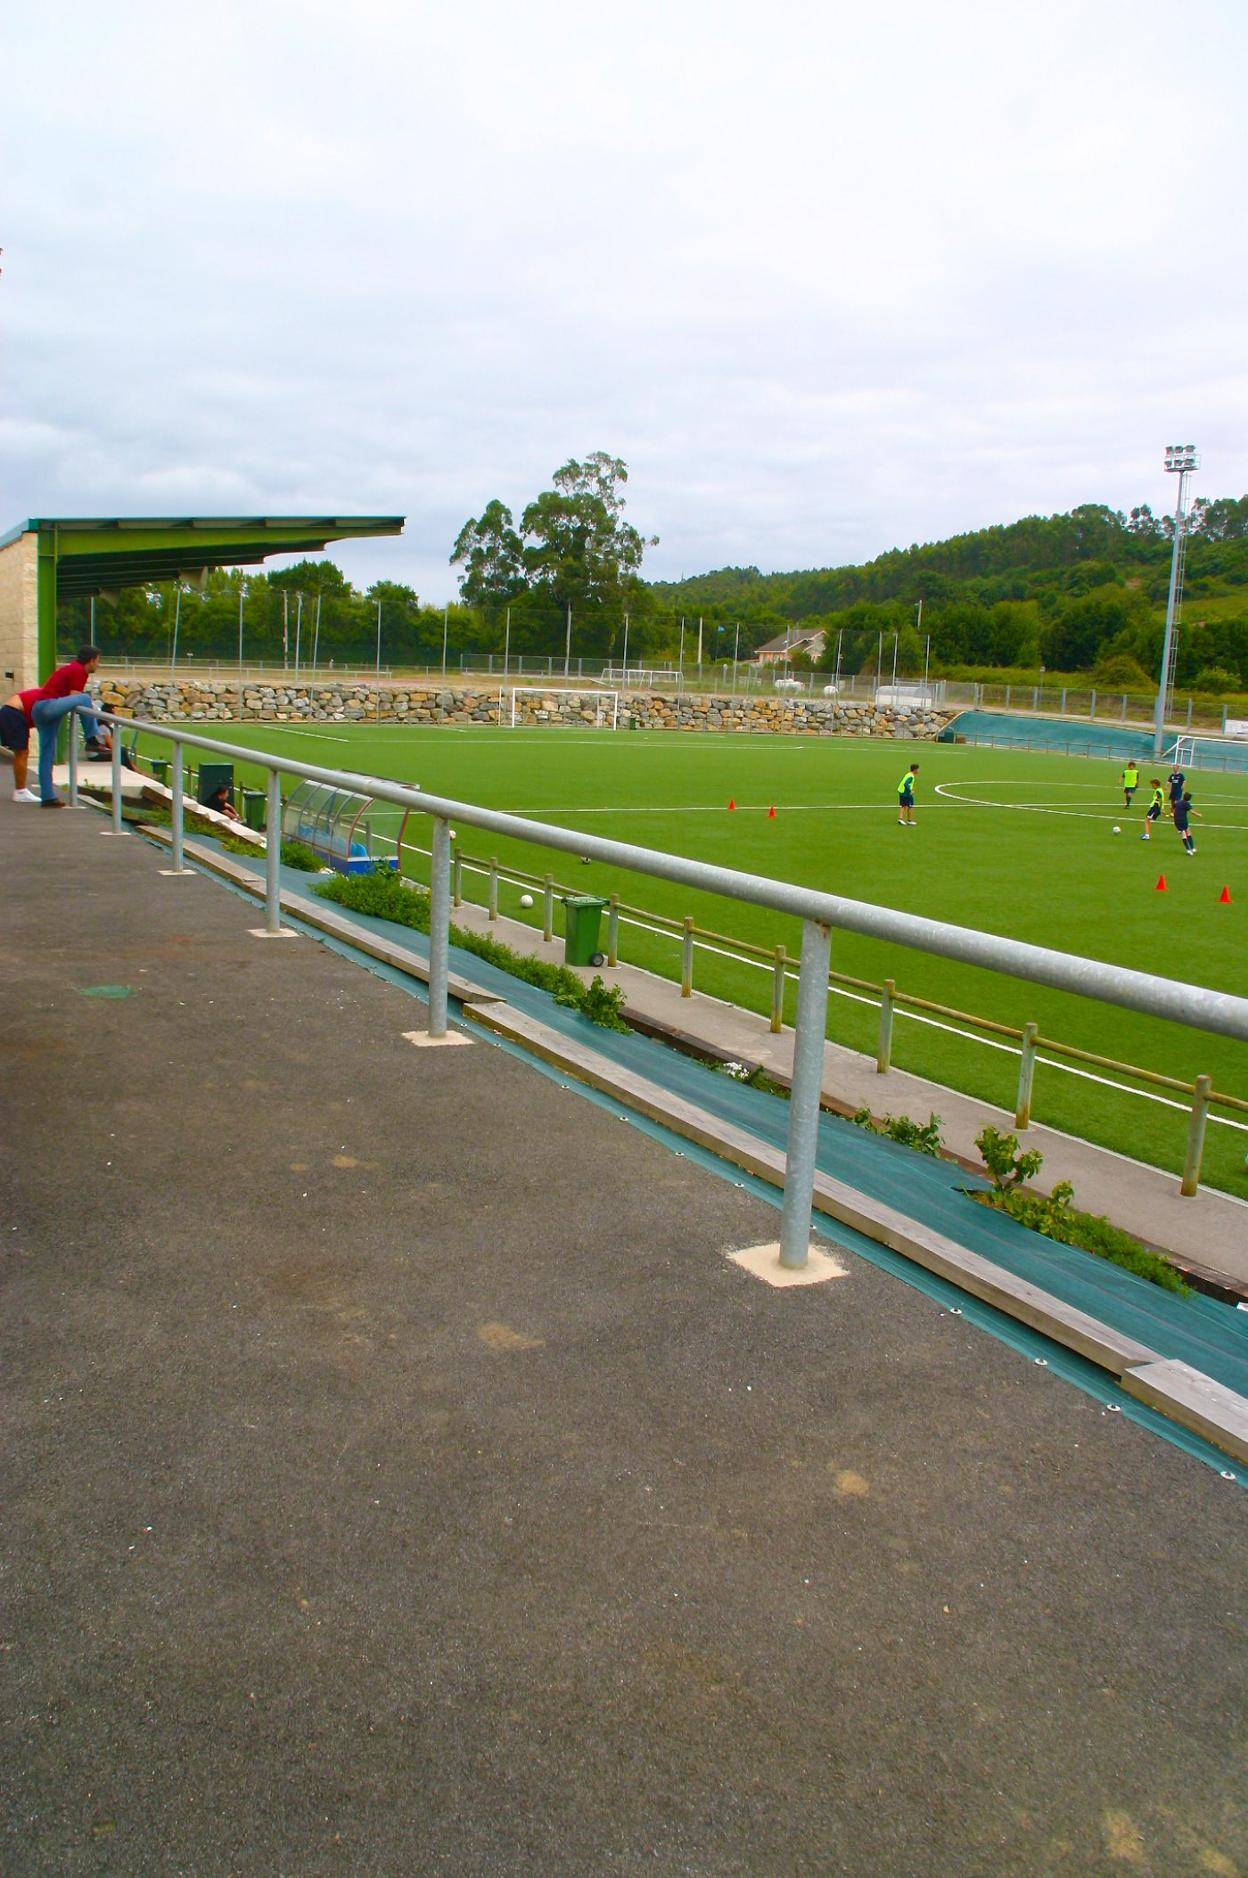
left=149, top=757, right=170, bottom=785
left=241, top=788, right=266, bottom=831
left=562, top=894, right=608, bottom=967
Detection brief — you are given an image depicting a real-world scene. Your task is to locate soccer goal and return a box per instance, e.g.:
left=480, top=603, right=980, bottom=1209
left=502, top=686, right=621, bottom=729
left=1168, top=735, right=1248, bottom=775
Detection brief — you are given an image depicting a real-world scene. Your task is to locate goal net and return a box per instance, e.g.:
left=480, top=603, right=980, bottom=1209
left=502, top=686, right=620, bottom=730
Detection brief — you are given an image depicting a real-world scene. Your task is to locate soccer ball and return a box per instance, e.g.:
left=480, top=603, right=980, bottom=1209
left=1112, top=825, right=1121, bottom=835
left=519, top=892, right=534, bottom=908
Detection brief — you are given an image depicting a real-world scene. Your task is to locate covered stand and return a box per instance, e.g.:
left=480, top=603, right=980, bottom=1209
left=281, top=780, right=396, bottom=875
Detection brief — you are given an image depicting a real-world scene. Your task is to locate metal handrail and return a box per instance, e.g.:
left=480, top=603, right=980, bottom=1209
left=88, top=709, right=1248, bottom=1264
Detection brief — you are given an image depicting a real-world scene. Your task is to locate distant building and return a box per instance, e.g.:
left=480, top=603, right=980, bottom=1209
left=753, top=626, right=826, bottom=666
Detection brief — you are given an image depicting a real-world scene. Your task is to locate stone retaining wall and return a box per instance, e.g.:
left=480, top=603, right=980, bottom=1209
left=95, top=676, right=953, bottom=740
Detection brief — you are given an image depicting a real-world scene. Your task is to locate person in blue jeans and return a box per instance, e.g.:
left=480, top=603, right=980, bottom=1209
left=30, top=646, right=103, bottom=807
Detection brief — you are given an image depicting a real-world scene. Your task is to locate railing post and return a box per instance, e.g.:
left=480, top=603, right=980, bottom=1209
left=111, top=727, right=123, bottom=832
left=488, top=856, right=499, bottom=921
left=1181, top=1074, right=1211, bottom=1196
left=542, top=873, right=554, bottom=942
left=261, top=770, right=284, bottom=931
left=607, top=894, right=619, bottom=967
left=171, top=741, right=186, bottom=872
left=68, top=709, right=80, bottom=807
left=428, top=816, right=451, bottom=1038
left=770, top=944, right=786, bottom=1034
left=681, top=916, right=695, bottom=997
left=1014, top=1021, right=1038, bottom=1128
left=778, top=919, right=832, bottom=1270
left=877, top=978, right=895, bottom=1073
left=451, top=846, right=463, bottom=907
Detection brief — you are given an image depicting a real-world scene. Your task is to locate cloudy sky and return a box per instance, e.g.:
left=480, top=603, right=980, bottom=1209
left=4, top=0, right=1245, bottom=602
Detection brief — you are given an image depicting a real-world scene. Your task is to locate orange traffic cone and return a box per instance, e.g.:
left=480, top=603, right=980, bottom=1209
left=1219, top=885, right=1232, bottom=903
left=1155, top=874, right=1167, bottom=891
left=767, top=805, right=776, bottom=819
left=728, top=798, right=736, bottom=810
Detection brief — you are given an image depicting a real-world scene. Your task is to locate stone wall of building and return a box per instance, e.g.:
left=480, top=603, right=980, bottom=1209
left=94, top=675, right=954, bottom=740
left=0, top=530, right=39, bottom=690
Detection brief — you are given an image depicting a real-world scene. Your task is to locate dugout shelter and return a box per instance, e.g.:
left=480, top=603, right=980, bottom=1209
left=0, top=514, right=405, bottom=688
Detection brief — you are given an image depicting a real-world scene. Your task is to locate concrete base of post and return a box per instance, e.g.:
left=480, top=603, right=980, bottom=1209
left=727, top=1241, right=848, bottom=1287
left=159, top=868, right=195, bottom=876
left=402, top=1029, right=474, bottom=1049
left=248, top=927, right=299, bottom=939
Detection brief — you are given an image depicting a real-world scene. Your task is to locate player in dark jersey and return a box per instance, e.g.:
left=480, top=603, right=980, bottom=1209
left=1166, top=766, right=1186, bottom=814
left=1172, top=790, right=1199, bottom=855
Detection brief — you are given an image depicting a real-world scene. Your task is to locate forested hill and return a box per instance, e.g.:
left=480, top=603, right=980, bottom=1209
left=650, top=497, right=1248, bottom=687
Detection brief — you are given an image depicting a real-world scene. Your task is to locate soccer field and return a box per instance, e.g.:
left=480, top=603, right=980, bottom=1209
left=140, top=720, right=1248, bottom=1199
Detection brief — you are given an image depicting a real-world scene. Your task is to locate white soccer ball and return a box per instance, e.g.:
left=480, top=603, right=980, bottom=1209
left=448, top=829, right=456, bottom=840
left=1112, top=825, right=1121, bottom=835
left=519, top=892, right=534, bottom=908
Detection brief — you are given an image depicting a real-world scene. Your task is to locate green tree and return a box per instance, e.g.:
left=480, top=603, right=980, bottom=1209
left=519, top=453, right=658, bottom=654
left=450, top=500, right=525, bottom=622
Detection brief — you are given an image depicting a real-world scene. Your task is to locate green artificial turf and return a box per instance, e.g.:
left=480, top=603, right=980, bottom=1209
left=132, top=719, right=1248, bottom=1197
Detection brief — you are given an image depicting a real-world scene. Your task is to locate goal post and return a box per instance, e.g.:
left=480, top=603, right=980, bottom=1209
left=501, top=686, right=621, bottom=730
left=1167, top=733, right=1248, bottom=774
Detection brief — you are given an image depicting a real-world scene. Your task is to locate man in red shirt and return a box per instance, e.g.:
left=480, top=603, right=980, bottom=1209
left=29, top=645, right=105, bottom=807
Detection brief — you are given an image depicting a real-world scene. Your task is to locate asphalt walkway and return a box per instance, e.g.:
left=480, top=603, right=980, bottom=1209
left=3, top=795, right=1246, bottom=1875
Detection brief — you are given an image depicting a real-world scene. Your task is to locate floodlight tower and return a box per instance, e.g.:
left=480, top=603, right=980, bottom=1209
left=1152, top=442, right=1199, bottom=757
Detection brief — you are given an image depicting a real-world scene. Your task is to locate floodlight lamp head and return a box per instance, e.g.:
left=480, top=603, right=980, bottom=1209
left=1164, top=443, right=1198, bottom=473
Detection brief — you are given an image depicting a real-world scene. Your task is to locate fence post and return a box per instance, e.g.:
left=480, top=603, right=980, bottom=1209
left=264, top=770, right=283, bottom=933
left=1014, top=1021, right=1038, bottom=1128
left=770, top=944, right=786, bottom=1033
left=1060, top=687, right=1067, bottom=713
left=877, top=978, right=895, bottom=1073
left=542, top=873, right=554, bottom=942
left=488, top=856, right=499, bottom=920
left=607, top=894, right=619, bottom=967
left=1181, top=1074, right=1211, bottom=1196
left=110, top=729, right=123, bottom=832
left=681, top=916, right=695, bottom=997
left=171, top=742, right=186, bottom=872
left=428, top=816, right=450, bottom=1038
left=778, top=919, right=832, bottom=1270
left=1090, top=689, right=1097, bottom=718
left=68, top=710, right=80, bottom=807
left=452, top=847, right=463, bottom=908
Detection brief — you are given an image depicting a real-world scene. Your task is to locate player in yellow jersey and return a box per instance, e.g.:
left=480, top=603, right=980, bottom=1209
left=1120, top=761, right=1139, bottom=807
left=1140, top=779, right=1164, bottom=839
left=897, top=762, right=919, bottom=826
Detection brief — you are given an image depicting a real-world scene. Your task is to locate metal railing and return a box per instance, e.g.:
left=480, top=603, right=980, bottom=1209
left=83, top=709, right=1248, bottom=1270
left=407, top=840, right=1248, bottom=1195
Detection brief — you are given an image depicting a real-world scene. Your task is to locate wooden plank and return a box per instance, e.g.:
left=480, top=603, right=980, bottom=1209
left=1121, top=1360, right=1248, bottom=1465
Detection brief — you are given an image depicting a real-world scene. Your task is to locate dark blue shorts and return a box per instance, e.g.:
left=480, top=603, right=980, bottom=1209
left=0, top=704, right=29, bottom=753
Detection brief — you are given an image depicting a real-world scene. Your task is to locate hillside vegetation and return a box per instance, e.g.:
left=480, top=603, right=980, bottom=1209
left=62, top=486, right=1248, bottom=691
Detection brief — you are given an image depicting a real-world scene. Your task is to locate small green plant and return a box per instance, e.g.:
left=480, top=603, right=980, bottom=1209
left=279, top=839, right=322, bottom=871
left=852, top=1108, right=945, bottom=1156
left=971, top=1128, right=1189, bottom=1294
left=975, top=1124, right=1044, bottom=1190
left=556, top=973, right=630, bottom=1031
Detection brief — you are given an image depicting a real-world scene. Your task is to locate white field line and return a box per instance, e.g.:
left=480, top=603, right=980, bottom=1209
left=935, top=779, right=1248, bottom=832
left=388, top=843, right=1246, bottom=1139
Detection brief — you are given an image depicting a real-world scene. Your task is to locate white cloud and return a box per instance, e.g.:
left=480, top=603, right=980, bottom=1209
left=2, top=0, right=1245, bottom=603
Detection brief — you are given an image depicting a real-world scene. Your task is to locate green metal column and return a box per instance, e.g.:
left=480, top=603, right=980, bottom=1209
left=37, top=529, right=58, bottom=681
